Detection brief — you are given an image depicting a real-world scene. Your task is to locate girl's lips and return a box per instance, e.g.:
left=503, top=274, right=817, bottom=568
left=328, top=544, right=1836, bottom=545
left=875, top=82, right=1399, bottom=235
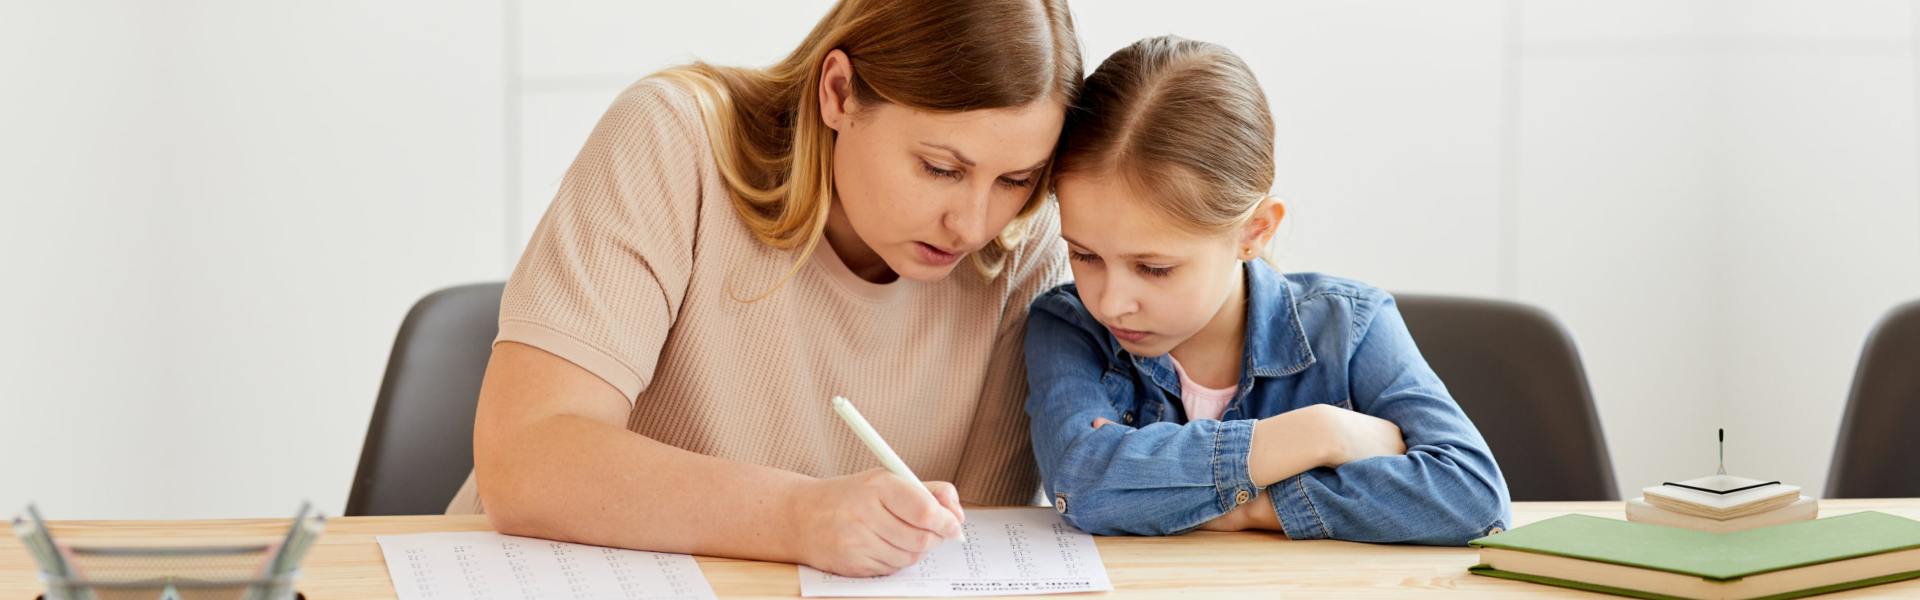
left=915, top=241, right=963, bottom=266
left=1108, top=326, right=1151, bottom=343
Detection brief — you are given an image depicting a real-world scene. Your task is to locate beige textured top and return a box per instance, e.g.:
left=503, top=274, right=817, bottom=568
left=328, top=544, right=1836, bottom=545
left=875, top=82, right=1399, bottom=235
left=447, top=78, right=1069, bottom=513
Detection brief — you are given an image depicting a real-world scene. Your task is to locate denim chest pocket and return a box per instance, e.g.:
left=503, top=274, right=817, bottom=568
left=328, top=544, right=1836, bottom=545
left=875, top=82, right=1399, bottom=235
left=1099, top=369, right=1150, bottom=426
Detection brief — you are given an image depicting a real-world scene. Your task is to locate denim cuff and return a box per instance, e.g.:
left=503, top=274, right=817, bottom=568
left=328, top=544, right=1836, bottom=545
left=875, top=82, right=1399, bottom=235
left=1271, top=472, right=1331, bottom=540
left=1209, top=419, right=1261, bottom=513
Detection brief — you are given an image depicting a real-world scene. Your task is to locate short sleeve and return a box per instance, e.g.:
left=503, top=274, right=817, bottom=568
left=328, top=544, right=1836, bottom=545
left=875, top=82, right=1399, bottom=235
left=495, top=79, right=708, bottom=403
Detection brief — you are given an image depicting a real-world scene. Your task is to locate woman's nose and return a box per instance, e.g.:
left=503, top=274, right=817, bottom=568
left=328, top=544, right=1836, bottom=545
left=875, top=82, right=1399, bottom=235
left=942, top=183, right=997, bottom=250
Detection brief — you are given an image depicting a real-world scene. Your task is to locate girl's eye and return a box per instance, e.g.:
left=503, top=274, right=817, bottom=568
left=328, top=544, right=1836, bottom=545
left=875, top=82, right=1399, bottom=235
left=997, top=176, right=1035, bottom=189
left=1069, top=251, right=1102, bottom=264
left=1137, top=264, right=1174, bottom=278
left=922, top=162, right=961, bottom=180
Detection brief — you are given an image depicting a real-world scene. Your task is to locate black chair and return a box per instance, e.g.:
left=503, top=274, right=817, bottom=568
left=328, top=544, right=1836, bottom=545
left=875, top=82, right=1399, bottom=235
left=346, top=282, right=506, bottom=516
left=1395, top=294, right=1619, bottom=501
left=1825, top=300, right=1920, bottom=498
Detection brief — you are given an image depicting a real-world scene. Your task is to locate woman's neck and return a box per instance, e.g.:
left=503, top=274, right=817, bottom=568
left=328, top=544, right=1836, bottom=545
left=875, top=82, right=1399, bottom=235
left=1169, top=265, right=1248, bottom=390
left=822, top=200, right=900, bottom=284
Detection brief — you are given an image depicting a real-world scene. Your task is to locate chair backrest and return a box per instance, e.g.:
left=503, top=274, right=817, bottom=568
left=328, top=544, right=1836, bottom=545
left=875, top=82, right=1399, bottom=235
left=1394, top=294, right=1619, bottom=501
left=1825, top=299, right=1920, bottom=498
left=346, top=282, right=506, bottom=516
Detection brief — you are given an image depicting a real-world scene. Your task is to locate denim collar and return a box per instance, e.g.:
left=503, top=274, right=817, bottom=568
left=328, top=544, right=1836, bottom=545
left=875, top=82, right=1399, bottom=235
left=1124, top=260, right=1318, bottom=397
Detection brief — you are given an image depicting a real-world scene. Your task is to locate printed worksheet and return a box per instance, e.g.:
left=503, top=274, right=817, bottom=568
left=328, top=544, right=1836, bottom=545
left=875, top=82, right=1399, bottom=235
left=377, top=531, right=718, bottom=600
left=798, top=508, right=1113, bottom=597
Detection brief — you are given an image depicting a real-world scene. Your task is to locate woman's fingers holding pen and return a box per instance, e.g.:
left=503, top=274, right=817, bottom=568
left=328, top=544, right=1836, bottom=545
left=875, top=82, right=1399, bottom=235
left=872, top=471, right=965, bottom=542
left=923, top=480, right=966, bottom=527
left=792, top=470, right=938, bottom=577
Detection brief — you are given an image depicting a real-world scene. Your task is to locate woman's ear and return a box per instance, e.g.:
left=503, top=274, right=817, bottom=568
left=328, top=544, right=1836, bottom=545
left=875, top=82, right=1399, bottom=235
left=1239, top=196, right=1286, bottom=260
left=818, top=49, right=859, bottom=132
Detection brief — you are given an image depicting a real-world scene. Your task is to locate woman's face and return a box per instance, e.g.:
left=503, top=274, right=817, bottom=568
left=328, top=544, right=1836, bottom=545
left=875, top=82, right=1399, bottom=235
left=820, top=51, right=1066, bottom=283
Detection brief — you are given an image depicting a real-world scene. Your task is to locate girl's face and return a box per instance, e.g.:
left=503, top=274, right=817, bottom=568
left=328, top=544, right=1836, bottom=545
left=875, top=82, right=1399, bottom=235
left=821, top=51, right=1066, bottom=283
left=1054, top=175, right=1279, bottom=358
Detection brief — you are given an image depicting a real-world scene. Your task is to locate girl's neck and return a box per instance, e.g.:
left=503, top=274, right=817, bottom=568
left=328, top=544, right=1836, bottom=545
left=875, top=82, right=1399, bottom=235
left=1168, top=265, right=1248, bottom=390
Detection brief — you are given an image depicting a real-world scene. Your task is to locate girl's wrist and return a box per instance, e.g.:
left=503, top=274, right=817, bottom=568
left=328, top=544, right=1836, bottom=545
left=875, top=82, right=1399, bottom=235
left=1249, top=408, right=1337, bottom=485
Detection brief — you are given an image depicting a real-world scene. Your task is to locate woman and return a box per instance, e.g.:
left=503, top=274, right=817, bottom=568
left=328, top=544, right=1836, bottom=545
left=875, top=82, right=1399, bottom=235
left=458, top=0, right=1082, bottom=578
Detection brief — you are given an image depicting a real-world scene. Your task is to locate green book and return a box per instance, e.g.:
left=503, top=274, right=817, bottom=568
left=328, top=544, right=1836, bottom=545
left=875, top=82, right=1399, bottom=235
left=1469, top=512, right=1920, bottom=600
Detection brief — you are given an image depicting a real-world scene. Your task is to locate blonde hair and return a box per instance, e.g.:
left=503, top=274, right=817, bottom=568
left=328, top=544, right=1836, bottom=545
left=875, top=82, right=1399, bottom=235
left=1054, top=36, right=1276, bottom=247
left=653, top=0, right=1082, bottom=301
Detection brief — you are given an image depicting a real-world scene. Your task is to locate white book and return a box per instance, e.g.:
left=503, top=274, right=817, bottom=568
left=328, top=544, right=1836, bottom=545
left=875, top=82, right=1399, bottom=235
left=1627, top=496, right=1818, bottom=534
left=1644, top=475, right=1800, bottom=520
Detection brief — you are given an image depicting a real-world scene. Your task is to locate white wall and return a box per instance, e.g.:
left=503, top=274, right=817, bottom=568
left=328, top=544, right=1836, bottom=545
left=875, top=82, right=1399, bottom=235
left=4, top=0, right=1916, bottom=519
left=1, top=1, right=507, bottom=519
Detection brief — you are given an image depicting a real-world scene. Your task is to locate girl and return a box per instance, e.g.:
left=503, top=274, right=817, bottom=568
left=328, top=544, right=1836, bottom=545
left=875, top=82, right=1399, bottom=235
left=1026, top=36, right=1510, bottom=544
left=468, top=0, right=1081, bottom=577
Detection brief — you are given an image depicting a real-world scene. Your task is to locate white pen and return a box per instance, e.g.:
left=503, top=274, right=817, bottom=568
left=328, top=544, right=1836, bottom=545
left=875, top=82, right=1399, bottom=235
left=831, top=396, right=968, bottom=543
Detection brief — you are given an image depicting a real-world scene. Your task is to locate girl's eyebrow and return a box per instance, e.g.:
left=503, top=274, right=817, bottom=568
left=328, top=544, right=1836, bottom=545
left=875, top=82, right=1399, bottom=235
left=920, top=141, right=1050, bottom=174
left=1060, top=234, right=1174, bottom=261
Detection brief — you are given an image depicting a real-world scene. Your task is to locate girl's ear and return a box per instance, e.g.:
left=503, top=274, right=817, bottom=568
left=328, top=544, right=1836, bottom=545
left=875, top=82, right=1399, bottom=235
left=819, top=49, right=859, bottom=132
left=1238, top=196, right=1286, bottom=260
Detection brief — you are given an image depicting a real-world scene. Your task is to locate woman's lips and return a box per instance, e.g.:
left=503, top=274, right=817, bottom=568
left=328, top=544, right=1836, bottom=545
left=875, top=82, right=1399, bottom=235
left=914, top=241, right=963, bottom=266
left=1108, top=326, right=1151, bottom=343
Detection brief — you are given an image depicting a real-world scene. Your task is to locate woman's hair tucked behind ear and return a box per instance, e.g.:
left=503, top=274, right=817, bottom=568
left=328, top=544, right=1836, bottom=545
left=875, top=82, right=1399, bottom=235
left=1052, top=35, right=1275, bottom=238
left=653, top=0, right=1082, bottom=300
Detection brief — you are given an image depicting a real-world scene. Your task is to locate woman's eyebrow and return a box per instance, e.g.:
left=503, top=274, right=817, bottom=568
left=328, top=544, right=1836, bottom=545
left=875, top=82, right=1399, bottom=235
left=920, top=141, right=1050, bottom=174
left=919, top=142, right=976, bottom=167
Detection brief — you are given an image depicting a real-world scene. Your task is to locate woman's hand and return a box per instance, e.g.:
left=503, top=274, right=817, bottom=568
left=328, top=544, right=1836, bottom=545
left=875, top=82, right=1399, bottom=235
left=787, top=469, right=967, bottom=577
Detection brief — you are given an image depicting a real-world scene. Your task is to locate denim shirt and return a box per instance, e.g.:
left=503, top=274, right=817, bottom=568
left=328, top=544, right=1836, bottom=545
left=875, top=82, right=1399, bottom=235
left=1024, top=260, right=1512, bottom=544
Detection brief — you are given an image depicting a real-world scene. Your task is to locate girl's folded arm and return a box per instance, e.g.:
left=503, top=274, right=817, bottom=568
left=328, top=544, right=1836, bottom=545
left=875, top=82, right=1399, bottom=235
left=1024, top=298, right=1261, bottom=536
left=1269, top=295, right=1513, bottom=545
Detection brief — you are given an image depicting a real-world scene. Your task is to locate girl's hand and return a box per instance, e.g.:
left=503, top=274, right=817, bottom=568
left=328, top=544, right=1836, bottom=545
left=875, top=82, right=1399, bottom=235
left=1310, top=404, right=1406, bottom=466
left=1197, top=490, right=1287, bottom=533
left=787, top=469, right=967, bottom=577
left=1249, top=404, right=1407, bottom=486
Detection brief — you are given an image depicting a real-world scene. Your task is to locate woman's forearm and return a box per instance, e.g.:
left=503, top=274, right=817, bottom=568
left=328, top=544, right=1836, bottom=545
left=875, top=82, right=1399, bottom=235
left=477, top=411, right=814, bottom=561
left=472, top=341, right=815, bottom=562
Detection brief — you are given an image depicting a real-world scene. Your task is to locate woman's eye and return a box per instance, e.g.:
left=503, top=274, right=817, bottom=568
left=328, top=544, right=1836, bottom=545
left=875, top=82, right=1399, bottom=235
left=1137, top=264, right=1174, bottom=278
left=997, top=176, right=1035, bottom=189
left=1069, top=251, right=1102, bottom=264
left=922, top=162, right=962, bottom=179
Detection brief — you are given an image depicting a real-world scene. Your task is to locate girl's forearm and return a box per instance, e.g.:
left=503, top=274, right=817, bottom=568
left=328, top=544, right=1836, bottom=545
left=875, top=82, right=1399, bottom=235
left=1247, top=408, right=1334, bottom=486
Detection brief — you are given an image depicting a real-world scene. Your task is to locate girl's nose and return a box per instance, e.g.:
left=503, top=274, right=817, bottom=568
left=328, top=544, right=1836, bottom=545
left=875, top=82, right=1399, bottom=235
left=1099, top=276, right=1140, bottom=321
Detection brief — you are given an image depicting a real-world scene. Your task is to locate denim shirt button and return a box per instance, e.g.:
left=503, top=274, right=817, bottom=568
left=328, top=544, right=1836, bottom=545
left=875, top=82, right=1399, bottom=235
left=1121, top=411, right=1135, bottom=424
left=1234, top=489, right=1251, bottom=505
left=1054, top=494, right=1069, bottom=514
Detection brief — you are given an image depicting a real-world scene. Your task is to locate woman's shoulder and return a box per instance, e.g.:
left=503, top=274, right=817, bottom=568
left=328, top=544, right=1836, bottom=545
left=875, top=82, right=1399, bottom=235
left=587, top=77, right=711, bottom=159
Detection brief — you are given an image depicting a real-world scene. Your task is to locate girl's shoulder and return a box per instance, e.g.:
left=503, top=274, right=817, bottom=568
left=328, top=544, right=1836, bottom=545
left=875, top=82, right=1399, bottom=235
left=1280, top=271, right=1392, bottom=307
left=1029, top=280, right=1100, bottom=332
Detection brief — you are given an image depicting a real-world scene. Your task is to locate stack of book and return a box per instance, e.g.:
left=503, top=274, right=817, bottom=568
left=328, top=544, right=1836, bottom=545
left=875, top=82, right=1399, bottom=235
left=1627, top=475, right=1817, bottom=534
left=1471, top=511, right=1920, bottom=600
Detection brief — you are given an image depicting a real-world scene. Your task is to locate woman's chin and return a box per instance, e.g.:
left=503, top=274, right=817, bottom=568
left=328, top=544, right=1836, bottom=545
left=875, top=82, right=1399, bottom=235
left=893, top=259, right=964, bottom=283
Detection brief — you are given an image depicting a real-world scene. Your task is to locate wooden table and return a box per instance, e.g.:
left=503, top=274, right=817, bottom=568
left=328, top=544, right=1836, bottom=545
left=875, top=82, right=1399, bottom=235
left=7, top=500, right=1920, bottom=599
